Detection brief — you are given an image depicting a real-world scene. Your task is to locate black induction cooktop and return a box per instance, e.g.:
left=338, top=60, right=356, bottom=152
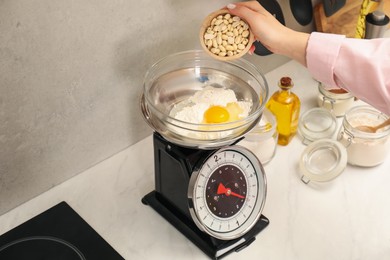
left=0, top=201, right=124, bottom=260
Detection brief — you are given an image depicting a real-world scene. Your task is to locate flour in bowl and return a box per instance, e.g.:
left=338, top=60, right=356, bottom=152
left=170, top=86, right=252, bottom=124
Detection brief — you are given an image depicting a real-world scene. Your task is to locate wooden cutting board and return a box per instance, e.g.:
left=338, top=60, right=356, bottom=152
left=314, top=0, right=390, bottom=38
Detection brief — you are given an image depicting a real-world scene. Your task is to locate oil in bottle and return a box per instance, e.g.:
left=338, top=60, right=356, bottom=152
left=266, top=77, right=300, bottom=145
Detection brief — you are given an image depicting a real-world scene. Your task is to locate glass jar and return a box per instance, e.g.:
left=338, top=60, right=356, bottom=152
left=298, top=108, right=338, bottom=145
left=239, top=108, right=278, bottom=164
left=317, top=83, right=354, bottom=117
left=338, top=105, right=390, bottom=167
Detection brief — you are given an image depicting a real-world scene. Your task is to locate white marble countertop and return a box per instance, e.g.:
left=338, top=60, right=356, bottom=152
left=1, top=61, right=389, bottom=260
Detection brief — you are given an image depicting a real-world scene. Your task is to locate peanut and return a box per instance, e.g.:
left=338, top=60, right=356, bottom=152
left=203, top=13, right=251, bottom=58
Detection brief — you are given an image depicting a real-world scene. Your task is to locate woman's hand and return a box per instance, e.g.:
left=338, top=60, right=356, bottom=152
left=227, top=1, right=310, bottom=66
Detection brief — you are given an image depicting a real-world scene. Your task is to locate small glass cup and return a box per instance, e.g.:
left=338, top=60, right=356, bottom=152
left=298, top=108, right=338, bottom=145
left=239, top=108, right=278, bottom=164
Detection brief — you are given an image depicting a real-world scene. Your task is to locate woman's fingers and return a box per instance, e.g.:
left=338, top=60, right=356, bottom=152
left=230, top=1, right=267, bottom=13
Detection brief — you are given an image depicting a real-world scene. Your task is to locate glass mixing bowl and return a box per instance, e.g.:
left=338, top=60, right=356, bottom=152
left=140, top=50, right=269, bottom=149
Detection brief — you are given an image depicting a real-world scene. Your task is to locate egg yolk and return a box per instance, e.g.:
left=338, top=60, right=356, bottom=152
left=203, top=106, right=230, bottom=123
left=203, top=102, right=244, bottom=124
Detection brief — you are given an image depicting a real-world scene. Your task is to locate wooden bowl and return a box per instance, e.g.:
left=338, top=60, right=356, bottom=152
left=200, top=9, right=254, bottom=61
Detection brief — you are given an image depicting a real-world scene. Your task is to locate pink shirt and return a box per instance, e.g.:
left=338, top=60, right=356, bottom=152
left=306, top=32, right=390, bottom=115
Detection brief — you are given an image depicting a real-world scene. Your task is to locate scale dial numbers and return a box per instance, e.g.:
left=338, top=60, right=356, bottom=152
left=188, top=146, right=267, bottom=240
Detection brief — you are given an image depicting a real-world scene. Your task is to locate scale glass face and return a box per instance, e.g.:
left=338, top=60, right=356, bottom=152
left=188, top=146, right=267, bottom=240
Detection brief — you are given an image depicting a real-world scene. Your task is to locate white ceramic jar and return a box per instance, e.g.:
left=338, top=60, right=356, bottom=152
left=317, top=83, right=355, bottom=117
left=338, top=106, right=390, bottom=167
left=239, top=108, right=278, bottom=164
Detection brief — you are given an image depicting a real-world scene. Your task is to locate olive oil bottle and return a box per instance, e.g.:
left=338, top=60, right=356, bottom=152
left=266, top=77, right=300, bottom=146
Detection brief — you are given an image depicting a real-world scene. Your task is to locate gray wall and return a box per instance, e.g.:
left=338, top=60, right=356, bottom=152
left=0, top=0, right=315, bottom=215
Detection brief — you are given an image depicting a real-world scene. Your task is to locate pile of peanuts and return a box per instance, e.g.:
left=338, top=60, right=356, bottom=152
left=203, top=13, right=251, bottom=58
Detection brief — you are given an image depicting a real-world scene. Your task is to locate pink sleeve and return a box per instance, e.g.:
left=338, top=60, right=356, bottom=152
left=306, top=32, right=390, bottom=115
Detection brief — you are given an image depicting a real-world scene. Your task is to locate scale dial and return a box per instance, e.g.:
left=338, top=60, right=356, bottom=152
left=188, top=146, right=267, bottom=240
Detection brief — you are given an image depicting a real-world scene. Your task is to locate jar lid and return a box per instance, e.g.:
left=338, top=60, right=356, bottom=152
left=298, top=108, right=338, bottom=145
left=300, top=139, right=347, bottom=183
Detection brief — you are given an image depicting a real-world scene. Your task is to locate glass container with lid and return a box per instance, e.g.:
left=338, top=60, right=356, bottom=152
left=337, top=105, right=390, bottom=167
left=299, top=105, right=390, bottom=184
left=317, top=83, right=355, bottom=117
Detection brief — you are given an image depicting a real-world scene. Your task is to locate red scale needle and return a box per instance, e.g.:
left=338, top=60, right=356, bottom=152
left=217, top=183, right=245, bottom=199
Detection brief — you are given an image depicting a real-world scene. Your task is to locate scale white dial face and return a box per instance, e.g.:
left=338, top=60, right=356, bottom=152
left=188, top=146, right=266, bottom=240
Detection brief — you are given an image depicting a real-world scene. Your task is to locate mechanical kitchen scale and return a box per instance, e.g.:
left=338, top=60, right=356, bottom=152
left=140, top=50, right=269, bottom=259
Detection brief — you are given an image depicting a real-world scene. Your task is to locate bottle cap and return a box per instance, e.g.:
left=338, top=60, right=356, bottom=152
left=365, top=11, right=389, bottom=27
left=278, top=77, right=293, bottom=89
left=372, top=11, right=386, bottom=22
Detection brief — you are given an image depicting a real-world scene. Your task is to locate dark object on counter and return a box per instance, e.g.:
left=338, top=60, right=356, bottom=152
left=323, top=0, right=346, bottom=17
left=0, top=202, right=124, bottom=260
left=365, top=11, right=390, bottom=38
left=254, top=0, right=285, bottom=56
left=290, top=0, right=313, bottom=25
